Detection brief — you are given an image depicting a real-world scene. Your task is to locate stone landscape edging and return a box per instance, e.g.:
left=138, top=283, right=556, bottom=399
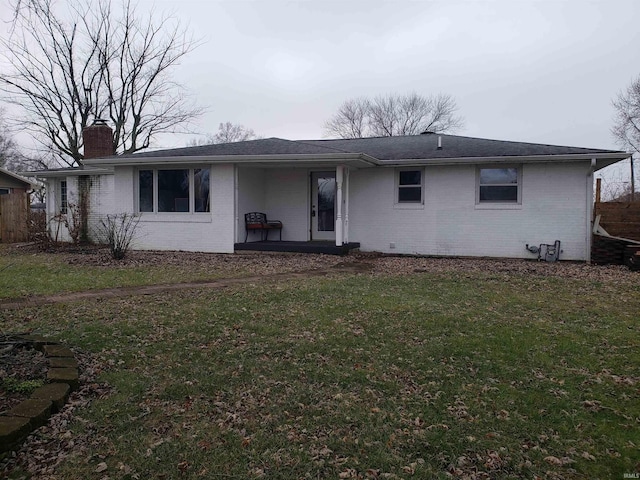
left=0, top=336, right=79, bottom=456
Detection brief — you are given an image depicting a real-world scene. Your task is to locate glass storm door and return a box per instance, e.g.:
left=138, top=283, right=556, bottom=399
left=311, top=171, right=336, bottom=241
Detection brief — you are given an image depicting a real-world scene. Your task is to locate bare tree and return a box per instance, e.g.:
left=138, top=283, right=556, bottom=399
left=188, top=122, right=260, bottom=146
left=324, top=93, right=464, bottom=139
left=323, top=98, right=369, bottom=139
left=0, top=109, right=20, bottom=170
left=613, top=76, right=640, bottom=153
left=612, top=75, right=640, bottom=201
left=1, top=0, right=203, bottom=167
left=213, top=122, right=259, bottom=143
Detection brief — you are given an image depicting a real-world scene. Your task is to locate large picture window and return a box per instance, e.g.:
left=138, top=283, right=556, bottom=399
left=397, top=169, right=423, bottom=204
left=138, top=168, right=210, bottom=213
left=478, top=167, right=520, bottom=203
left=158, top=169, right=189, bottom=212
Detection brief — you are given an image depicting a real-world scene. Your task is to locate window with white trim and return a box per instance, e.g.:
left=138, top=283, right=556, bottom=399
left=138, top=168, right=210, bottom=213
left=396, top=168, right=424, bottom=204
left=59, top=180, right=68, bottom=214
left=0, top=188, right=10, bottom=195
left=477, top=167, right=520, bottom=203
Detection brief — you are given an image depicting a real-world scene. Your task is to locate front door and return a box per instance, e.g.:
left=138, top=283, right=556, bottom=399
left=311, top=171, right=336, bottom=241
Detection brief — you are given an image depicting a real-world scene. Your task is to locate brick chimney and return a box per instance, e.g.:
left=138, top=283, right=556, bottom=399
left=83, top=119, right=114, bottom=160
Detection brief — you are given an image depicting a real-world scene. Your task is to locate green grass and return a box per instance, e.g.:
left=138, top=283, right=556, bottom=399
left=1, top=265, right=639, bottom=478
left=0, top=247, right=251, bottom=300
left=1, top=378, right=45, bottom=395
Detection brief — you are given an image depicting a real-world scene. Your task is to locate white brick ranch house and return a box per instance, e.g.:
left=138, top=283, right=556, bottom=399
left=28, top=124, right=629, bottom=261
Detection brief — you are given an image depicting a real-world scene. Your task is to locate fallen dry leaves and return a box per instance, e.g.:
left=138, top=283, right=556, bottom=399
left=0, top=248, right=638, bottom=479
left=0, top=350, right=112, bottom=480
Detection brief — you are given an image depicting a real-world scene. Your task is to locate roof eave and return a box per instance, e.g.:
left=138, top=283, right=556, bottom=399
left=379, top=152, right=630, bottom=169
left=83, top=153, right=381, bottom=168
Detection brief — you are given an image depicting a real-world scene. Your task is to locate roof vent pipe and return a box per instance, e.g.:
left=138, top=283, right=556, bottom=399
left=437, top=136, right=442, bottom=150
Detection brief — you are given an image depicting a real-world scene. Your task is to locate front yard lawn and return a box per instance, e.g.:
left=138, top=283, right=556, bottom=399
left=0, top=245, right=342, bottom=300
left=1, top=253, right=638, bottom=479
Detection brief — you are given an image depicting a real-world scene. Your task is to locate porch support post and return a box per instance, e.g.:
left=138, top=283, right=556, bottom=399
left=335, top=165, right=344, bottom=246
left=344, top=168, right=349, bottom=244
left=234, top=165, right=239, bottom=244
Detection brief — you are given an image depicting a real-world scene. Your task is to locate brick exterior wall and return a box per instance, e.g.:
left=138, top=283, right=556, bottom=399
left=113, top=164, right=235, bottom=253
left=348, top=162, right=592, bottom=261
left=264, top=169, right=309, bottom=241
left=51, top=160, right=594, bottom=259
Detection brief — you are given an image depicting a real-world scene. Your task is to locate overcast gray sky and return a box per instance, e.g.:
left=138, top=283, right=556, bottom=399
left=138, top=0, right=640, bottom=152
left=2, top=0, right=639, bottom=185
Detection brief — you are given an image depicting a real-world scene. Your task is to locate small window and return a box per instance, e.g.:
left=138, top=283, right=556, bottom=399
left=0, top=188, right=10, bottom=195
left=194, top=168, right=210, bottom=213
left=59, top=180, right=68, bottom=214
left=137, top=168, right=210, bottom=213
left=397, top=169, right=423, bottom=203
left=478, top=167, right=520, bottom=203
left=139, top=170, right=153, bottom=212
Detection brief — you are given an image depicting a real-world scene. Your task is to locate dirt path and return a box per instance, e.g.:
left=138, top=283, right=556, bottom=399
left=0, top=263, right=371, bottom=310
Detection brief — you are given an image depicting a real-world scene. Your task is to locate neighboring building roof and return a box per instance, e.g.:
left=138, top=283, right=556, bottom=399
left=20, top=166, right=114, bottom=178
left=0, top=167, right=38, bottom=188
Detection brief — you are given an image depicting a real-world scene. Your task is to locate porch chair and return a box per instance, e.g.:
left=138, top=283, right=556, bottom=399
left=244, top=212, right=283, bottom=242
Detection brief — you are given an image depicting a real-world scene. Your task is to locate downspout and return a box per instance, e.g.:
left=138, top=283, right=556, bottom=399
left=586, top=158, right=596, bottom=264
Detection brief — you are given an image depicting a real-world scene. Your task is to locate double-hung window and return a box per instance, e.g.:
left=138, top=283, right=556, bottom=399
left=477, top=167, right=521, bottom=203
left=396, top=168, right=424, bottom=204
left=138, top=168, right=210, bottom=213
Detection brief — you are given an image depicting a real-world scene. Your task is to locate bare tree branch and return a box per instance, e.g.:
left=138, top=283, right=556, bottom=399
left=612, top=75, right=640, bottom=155
left=1, top=0, right=204, bottom=167
left=0, top=109, right=21, bottom=170
left=324, top=92, right=464, bottom=139
left=323, top=98, right=369, bottom=139
left=188, top=122, right=261, bottom=146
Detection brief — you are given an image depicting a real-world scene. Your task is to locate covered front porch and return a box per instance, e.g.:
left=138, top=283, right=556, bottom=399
left=235, top=160, right=370, bottom=252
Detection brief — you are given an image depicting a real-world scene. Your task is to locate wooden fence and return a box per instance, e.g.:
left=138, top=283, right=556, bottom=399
left=594, top=201, right=640, bottom=242
left=0, top=192, right=29, bottom=243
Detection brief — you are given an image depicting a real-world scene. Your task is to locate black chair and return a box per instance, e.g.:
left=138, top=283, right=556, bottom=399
left=244, top=212, right=283, bottom=242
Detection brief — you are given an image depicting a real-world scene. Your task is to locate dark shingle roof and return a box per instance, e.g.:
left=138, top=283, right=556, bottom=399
left=120, top=137, right=353, bottom=158
left=98, top=133, right=626, bottom=163
left=302, top=133, right=621, bottom=161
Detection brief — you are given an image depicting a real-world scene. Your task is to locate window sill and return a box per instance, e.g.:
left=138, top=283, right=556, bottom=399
left=474, top=203, right=522, bottom=211
left=393, top=203, right=424, bottom=210
left=138, top=213, right=212, bottom=223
